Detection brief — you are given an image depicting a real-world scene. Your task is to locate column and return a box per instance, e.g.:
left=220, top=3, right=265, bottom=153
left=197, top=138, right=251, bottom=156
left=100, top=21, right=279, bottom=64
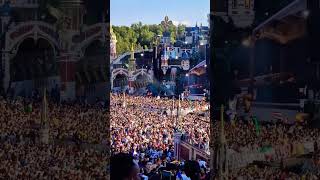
left=111, top=75, right=114, bottom=90
left=174, top=132, right=182, bottom=160
left=58, top=52, right=77, bottom=101
left=128, top=72, right=134, bottom=94
left=1, top=16, right=11, bottom=94
left=1, top=16, right=10, bottom=35
left=2, top=49, right=10, bottom=93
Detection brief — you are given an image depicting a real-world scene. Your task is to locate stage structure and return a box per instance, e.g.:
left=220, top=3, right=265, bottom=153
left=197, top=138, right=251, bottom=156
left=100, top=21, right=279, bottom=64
left=0, top=0, right=108, bottom=102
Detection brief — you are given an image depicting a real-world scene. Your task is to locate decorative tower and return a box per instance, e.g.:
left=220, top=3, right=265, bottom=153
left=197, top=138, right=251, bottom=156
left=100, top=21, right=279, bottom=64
left=40, top=88, right=49, bottom=144
left=0, top=1, right=11, bottom=33
left=228, top=0, right=255, bottom=28
left=161, top=16, right=173, bottom=45
left=214, top=105, right=228, bottom=180
left=128, top=44, right=136, bottom=94
left=161, top=47, right=169, bottom=75
left=58, top=0, right=84, bottom=101
left=60, top=0, right=84, bottom=31
left=110, top=24, right=117, bottom=61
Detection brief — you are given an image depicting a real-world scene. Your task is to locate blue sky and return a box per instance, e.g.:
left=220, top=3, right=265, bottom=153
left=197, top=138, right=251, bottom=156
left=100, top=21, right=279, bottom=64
left=111, top=0, right=209, bottom=26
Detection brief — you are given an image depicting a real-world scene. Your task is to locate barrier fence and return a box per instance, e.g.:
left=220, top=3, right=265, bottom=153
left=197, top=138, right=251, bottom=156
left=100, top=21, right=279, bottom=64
left=178, top=140, right=210, bottom=162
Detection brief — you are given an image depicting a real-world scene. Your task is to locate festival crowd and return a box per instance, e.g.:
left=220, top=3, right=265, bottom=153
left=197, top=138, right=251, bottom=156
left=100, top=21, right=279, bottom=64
left=111, top=92, right=320, bottom=179
left=1, top=89, right=320, bottom=179
left=0, top=95, right=108, bottom=179
left=110, top=93, right=210, bottom=179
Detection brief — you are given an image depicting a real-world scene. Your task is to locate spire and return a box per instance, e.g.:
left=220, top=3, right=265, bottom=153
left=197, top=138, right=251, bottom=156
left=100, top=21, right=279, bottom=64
left=110, top=23, right=113, bottom=33
left=220, top=105, right=225, bottom=143
left=130, top=43, right=135, bottom=60
left=40, top=87, right=49, bottom=144
left=41, top=88, right=48, bottom=127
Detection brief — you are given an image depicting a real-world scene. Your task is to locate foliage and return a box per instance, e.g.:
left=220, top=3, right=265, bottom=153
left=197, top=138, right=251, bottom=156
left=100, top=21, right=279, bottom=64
left=113, top=22, right=186, bottom=55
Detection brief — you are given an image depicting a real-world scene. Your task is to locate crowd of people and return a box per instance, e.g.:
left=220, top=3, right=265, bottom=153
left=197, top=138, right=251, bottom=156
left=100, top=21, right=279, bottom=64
left=228, top=150, right=320, bottom=180
left=110, top=92, right=320, bottom=179
left=110, top=93, right=210, bottom=179
left=1, top=88, right=320, bottom=179
left=0, top=95, right=108, bottom=179
left=229, top=165, right=318, bottom=180
left=0, top=95, right=108, bottom=144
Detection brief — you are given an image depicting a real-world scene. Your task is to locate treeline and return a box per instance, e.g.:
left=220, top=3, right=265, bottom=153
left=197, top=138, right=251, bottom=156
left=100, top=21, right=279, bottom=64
left=113, top=22, right=186, bottom=55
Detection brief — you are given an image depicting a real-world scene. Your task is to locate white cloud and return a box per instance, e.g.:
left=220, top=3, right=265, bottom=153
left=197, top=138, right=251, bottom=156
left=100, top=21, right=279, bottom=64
left=172, top=20, right=191, bottom=26
left=172, top=21, right=180, bottom=26
left=180, top=21, right=191, bottom=26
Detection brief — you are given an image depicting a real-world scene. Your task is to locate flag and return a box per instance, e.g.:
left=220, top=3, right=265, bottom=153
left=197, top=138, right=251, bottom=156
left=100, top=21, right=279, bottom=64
left=253, top=116, right=260, bottom=136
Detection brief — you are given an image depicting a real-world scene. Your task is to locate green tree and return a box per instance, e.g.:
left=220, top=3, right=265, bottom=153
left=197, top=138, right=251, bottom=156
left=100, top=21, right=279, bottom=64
left=168, top=24, right=177, bottom=43
left=177, top=24, right=186, bottom=38
left=139, top=25, right=155, bottom=48
left=149, top=24, right=163, bottom=36
left=113, top=21, right=183, bottom=55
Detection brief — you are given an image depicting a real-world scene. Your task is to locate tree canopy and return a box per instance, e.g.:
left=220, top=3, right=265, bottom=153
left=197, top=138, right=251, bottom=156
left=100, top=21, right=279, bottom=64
left=113, top=22, right=186, bottom=55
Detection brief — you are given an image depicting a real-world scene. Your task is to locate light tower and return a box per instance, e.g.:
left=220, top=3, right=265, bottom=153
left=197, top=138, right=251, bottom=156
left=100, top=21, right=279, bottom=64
left=128, top=44, right=136, bottom=94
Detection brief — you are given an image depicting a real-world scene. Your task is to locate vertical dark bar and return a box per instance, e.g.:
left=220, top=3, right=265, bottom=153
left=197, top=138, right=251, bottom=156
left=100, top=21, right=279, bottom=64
left=209, top=1, right=215, bottom=178
left=210, top=0, right=229, bottom=178
left=249, top=39, right=255, bottom=91
left=104, top=0, right=111, bottom=178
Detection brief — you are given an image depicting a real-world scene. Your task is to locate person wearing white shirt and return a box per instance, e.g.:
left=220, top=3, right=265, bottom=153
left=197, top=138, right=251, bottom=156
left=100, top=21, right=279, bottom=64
left=198, top=159, right=206, bottom=168
left=176, top=171, right=191, bottom=180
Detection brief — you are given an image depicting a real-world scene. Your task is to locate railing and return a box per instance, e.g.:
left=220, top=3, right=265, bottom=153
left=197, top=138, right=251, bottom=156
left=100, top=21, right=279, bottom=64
left=112, top=49, right=153, bottom=64
left=183, top=138, right=209, bottom=154
left=179, top=138, right=210, bottom=161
